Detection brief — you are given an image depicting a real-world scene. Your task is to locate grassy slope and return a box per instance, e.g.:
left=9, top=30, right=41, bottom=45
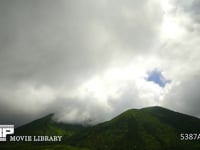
left=69, top=107, right=200, bottom=150
left=141, top=106, right=200, bottom=132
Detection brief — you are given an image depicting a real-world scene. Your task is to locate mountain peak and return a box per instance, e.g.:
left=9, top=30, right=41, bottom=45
left=7, top=106, right=200, bottom=150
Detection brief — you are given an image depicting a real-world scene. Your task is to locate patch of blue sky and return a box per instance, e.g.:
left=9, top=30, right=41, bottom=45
left=146, top=69, right=171, bottom=88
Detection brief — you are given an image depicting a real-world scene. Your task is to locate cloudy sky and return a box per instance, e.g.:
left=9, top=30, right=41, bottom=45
left=0, top=0, right=200, bottom=126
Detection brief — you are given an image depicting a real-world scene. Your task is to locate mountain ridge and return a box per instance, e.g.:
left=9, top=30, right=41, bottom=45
left=1, top=106, right=200, bottom=150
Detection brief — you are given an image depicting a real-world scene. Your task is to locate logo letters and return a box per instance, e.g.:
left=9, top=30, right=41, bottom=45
left=0, top=125, right=14, bottom=141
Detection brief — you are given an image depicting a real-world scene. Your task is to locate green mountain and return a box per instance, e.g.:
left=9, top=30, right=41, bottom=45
left=70, top=106, right=200, bottom=150
left=1, top=106, right=200, bottom=150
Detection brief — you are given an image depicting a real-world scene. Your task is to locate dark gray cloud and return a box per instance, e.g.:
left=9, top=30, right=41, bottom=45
left=163, top=77, right=200, bottom=118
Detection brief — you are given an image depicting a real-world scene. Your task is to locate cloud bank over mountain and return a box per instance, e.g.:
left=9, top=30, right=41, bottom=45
left=0, top=0, right=200, bottom=126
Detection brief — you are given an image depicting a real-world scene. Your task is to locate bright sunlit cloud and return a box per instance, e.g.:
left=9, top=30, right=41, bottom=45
left=161, top=0, right=173, bottom=13
left=160, top=0, right=186, bottom=39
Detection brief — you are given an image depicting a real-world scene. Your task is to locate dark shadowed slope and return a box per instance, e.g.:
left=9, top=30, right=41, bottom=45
left=141, top=106, right=200, bottom=132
